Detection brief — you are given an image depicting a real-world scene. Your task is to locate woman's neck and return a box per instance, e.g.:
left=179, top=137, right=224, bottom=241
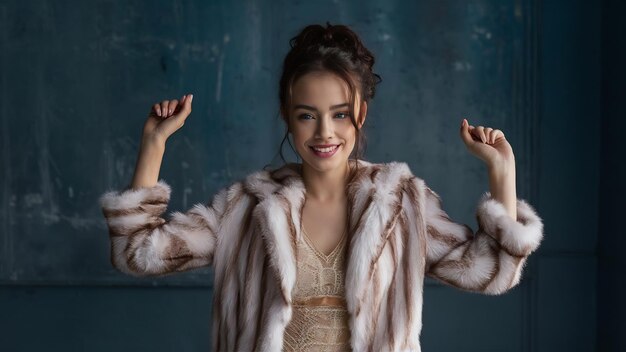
left=301, top=160, right=352, bottom=202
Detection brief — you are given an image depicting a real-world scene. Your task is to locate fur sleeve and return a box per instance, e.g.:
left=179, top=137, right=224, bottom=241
left=98, top=179, right=242, bottom=277
left=422, top=182, right=544, bottom=295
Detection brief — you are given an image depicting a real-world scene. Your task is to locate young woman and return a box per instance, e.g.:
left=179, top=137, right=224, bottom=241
left=99, top=23, right=544, bottom=352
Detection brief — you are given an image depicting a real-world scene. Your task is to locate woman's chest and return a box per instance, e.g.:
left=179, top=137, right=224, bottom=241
left=300, top=197, right=349, bottom=257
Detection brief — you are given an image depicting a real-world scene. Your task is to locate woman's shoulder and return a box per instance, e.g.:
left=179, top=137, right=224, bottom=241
left=365, top=159, right=423, bottom=183
left=362, top=160, right=429, bottom=200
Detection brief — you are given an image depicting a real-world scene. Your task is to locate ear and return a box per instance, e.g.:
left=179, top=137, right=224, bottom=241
left=357, top=100, right=368, bottom=129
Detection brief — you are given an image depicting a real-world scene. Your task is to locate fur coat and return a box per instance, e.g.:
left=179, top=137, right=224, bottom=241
left=99, top=159, right=544, bottom=352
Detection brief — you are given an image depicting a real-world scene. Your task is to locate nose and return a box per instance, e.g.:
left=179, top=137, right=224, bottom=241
left=315, top=114, right=334, bottom=140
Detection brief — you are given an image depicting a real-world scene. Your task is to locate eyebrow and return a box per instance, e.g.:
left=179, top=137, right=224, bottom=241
left=293, top=103, right=349, bottom=112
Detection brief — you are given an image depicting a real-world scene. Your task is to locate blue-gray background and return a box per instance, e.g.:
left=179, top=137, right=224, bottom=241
left=1, top=0, right=623, bottom=351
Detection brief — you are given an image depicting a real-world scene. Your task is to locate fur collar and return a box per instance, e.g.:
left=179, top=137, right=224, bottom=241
left=240, top=158, right=416, bottom=345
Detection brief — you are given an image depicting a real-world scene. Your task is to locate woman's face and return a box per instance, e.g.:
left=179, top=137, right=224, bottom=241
left=287, top=71, right=367, bottom=173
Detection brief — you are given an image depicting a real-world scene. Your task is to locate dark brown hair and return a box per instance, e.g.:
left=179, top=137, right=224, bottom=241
left=265, top=22, right=382, bottom=173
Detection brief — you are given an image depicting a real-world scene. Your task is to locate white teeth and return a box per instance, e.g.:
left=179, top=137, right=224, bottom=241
left=312, top=145, right=338, bottom=153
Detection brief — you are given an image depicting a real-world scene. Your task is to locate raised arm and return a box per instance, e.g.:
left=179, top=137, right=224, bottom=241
left=412, top=118, right=545, bottom=294
left=421, top=180, right=544, bottom=295
left=99, top=93, right=245, bottom=277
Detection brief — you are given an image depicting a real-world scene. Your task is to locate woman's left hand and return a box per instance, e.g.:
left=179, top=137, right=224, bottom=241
left=459, top=118, right=515, bottom=173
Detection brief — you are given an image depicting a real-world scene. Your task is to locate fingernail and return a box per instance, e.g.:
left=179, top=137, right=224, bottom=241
left=190, top=94, right=193, bottom=102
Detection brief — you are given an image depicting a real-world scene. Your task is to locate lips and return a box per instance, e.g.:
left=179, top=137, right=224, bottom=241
left=311, top=144, right=339, bottom=148
left=309, top=144, right=341, bottom=158
left=309, top=144, right=339, bottom=152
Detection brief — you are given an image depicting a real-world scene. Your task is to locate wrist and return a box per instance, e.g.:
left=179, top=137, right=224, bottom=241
left=141, top=134, right=166, bottom=152
left=487, top=159, right=515, bottom=179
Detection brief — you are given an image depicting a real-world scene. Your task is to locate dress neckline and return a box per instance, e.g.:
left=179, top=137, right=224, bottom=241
left=301, top=223, right=348, bottom=261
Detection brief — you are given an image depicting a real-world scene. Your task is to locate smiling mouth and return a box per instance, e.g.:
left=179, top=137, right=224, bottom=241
left=309, top=145, right=340, bottom=153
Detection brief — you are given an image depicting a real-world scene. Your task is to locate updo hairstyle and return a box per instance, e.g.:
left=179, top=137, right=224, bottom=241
left=274, top=22, right=382, bottom=167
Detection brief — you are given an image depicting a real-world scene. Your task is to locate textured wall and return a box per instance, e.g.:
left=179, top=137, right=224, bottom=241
left=0, top=0, right=607, bottom=350
left=598, top=0, right=626, bottom=350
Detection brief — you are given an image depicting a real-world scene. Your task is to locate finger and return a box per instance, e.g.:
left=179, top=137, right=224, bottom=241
left=465, top=120, right=480, bottom=141
left=169, top=99, right=179, bottom=116
left=467, top=124, right=480, bottom=142
left=153, top=103, right=162, bottom=117
left=169, top=93, right=193, bottom=126
left=181, top=93, right=193, bottom=113
left=467, top=125, right=480, bottom=142
left=477, top=126, right=488, bottom=143
left=474, top=126, right=487, bottom=143
left=492, top=129, right=503, bottom=143
left=176, top=95, right=187, bottom=113
left=484, top=127, right=493, bottom=144
left=459, top=119, right=475, bottom=146
left=161, top=100, right=170, bottom=117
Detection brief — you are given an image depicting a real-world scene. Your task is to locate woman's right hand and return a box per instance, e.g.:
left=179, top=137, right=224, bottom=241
left=142, top=93, right=194, bottom=146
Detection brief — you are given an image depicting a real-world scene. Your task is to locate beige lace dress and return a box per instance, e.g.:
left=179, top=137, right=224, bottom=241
left=282, top=223, right=352, bottom=352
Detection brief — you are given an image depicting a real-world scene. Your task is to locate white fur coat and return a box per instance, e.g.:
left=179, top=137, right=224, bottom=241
left=99, top=159, right=544, bottom=351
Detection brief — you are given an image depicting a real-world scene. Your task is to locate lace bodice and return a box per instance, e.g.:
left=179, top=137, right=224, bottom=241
left=282, top=224, right=352, bottom=352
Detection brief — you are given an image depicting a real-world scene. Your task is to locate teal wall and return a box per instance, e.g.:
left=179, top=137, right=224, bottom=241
left=598, top=0, right=626, bottom=351
left=1, top=0, right=618, bottom=350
